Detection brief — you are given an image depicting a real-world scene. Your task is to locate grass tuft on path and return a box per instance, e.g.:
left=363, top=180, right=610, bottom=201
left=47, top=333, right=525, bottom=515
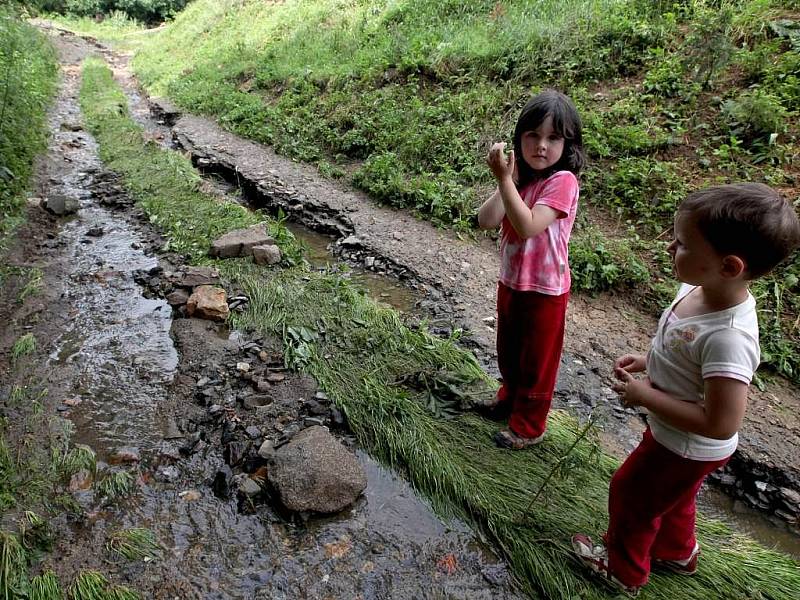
left=79, top=55, right=800, bottom=600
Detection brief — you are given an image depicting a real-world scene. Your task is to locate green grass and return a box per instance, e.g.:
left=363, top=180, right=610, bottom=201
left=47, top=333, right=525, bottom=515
left=30, top=571, right=63, bottom=600
left=80, top=53, right=800, bottom=600
left=11, top=333, right=36, bottom=362
left=96, top=471, right=135, bottom=502
left=69, top=571, right=140, bottom=600
left=106, top=528, right=160, bottom=561
left=0, top=6, right=58, bottom=252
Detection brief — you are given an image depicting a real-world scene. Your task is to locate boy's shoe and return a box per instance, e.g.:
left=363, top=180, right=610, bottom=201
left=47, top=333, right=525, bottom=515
left=494, top=428, right=545, bottom=449
left=571, top=534, right=641, bottom=597
left=653, top=543, right=700, bottom=575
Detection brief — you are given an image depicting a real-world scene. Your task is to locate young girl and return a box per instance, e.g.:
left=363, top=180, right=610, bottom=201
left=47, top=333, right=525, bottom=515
left=477, top=89, right=585, bottom=449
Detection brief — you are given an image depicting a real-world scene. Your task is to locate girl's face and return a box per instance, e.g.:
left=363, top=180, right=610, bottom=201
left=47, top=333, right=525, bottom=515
left=520, top=115, right=565, bottom=172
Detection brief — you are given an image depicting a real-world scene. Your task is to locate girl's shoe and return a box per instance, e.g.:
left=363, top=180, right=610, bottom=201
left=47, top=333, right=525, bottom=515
left=571, top=534, right=640, bottom=596
left=493, top=428, right=545, bottom=449
left=653, top=543, right=700, bottom=575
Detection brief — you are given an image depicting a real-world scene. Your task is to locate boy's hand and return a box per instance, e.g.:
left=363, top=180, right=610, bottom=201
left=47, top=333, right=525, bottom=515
left=612, top=368, right=653, bottom=408
left=614, top=354, right=646, bottom=374
left=487, top=142, right=515, bottom=182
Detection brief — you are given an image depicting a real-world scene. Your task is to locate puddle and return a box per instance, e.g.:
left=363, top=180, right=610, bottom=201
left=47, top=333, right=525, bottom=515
left=699, top=487, right=800, bottom=559
left=285, top=221, right=417, bottom=313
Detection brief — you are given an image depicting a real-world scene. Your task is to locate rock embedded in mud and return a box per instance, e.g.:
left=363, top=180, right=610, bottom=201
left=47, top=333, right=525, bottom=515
left=186, top=286, right=229, bottom=322
left=166, top=288, right=190, bottom=306
left=180, top=266, right=220, bottom=288
left=268, top=425, right=367, bottom=514
left=209, top=224, right=275, bottom=259
left=43, top=193, right=79, bottom=215
left=258, top=439, right=275, bottom=460
left=252, top=243, right=281, bottom=265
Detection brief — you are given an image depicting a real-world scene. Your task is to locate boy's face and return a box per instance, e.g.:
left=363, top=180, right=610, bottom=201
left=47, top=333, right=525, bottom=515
left=667, top=213, right=725, bottom=285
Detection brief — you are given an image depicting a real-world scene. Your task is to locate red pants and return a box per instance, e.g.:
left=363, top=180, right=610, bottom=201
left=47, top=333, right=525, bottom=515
left=495, top=282, right=568, bottom=438
left=606, top=428, right=729, bottom=586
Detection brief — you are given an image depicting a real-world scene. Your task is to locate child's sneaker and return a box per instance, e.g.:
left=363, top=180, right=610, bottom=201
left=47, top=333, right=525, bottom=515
left=571, top=534, right=640, bottom=596
left=653, top=543, right=700, bottom=575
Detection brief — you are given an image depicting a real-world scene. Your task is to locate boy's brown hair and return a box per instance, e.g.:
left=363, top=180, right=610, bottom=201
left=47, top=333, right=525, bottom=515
left=678, top=183, right=800, bottom=278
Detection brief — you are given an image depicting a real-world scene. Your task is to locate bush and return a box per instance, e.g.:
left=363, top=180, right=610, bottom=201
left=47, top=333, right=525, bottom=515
left=570, top=227, right=649, bottom=293
left=35, top=0, right=190, bottom=24
left=721, top=89, right=789, bottom=143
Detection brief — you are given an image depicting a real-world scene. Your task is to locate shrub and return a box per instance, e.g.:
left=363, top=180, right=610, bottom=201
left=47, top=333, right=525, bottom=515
left=721, top=89, right=789, bottom=143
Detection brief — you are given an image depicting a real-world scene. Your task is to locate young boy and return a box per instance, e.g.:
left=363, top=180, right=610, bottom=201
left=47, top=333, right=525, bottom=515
left=572, top=183, right=800, bottom=595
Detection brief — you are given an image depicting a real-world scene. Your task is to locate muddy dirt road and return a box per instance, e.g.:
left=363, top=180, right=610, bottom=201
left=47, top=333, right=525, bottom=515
left=0, top=28, right=527, bottom=599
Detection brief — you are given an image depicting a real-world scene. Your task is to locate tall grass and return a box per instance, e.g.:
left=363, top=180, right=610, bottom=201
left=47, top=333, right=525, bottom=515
left=80, top=54, right=800, bottom=600
left=0, top=6, right=57, bottom=249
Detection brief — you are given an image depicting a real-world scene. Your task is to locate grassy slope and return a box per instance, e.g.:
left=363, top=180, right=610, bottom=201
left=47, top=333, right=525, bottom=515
left=80, top=55, right=800, bottom=600
left=0, top=7, right=57, bottom=251
left=119, top=0, right=800, bottom=382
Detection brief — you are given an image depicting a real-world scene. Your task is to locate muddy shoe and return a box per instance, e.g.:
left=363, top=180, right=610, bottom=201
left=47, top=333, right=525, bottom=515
left=477, top=400, right=512, bottom=421
left=571, top=534, right=640, bottom=596
left=493, top=428, right=544, bottom=449
left=653, top=543, right=700, bottom=575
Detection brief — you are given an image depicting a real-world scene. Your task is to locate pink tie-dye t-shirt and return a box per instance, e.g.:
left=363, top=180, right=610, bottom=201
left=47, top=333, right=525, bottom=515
left=499, top=171, right=579, bottom=295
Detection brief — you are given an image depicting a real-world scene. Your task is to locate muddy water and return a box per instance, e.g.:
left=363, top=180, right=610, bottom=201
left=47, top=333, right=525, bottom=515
left=698, top=488, right=800, bottom=559
left=285, top=221, right=418, bottom=313
left=30, top=31, right=525, bottom=599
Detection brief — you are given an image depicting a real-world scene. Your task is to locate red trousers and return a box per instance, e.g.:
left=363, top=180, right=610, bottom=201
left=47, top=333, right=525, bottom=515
left=606, top=428, right=729, bottom=586
left=495, top=282, right=568, bottom=438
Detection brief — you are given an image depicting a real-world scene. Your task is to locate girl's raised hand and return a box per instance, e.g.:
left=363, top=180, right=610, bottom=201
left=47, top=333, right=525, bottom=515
left=487, top=142, right=515, bottom=182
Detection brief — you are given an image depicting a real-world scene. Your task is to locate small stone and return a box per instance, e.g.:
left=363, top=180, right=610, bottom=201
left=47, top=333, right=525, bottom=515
left=258, top=350, right=269, bottom=362
left=254, top=379, right=271, bottom=393
left=266, top=373, right=286, bottom=383
left=63, top=397, right=82, bottom=407
left=314, top=391, right=329, bottom=402
left=364, top=256, right=375, bottom=268
left=208, top=404, right=224, bottom=416
left=245, top=425, right=262, bottom=440
left=179, top=489, right=201, bottom=501
left=156, top=465, right=180, bottom=483
left=110, top=447, right=140, bottom=464
left=304, top=417, right=325, bottom=427
left=237, top=362, right=251, bottom=373
left=196, top=377, right=210, bottom=387
left=258, top=439, right=276, bottom=459
left=237, top=475, right=262, bottom=497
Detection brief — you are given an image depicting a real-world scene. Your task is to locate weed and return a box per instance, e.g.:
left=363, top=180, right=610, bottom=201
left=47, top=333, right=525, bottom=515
left=18, top=267, right=43, bottom=302
left=69, top=570, right=140, bottom=600
left=97, top=471, right=135, bottom=502
left=11, top=333, right=36, bottom=362
left=30, top=571, right=62, bottom=600
left=106, top=528, right=160, bottom=561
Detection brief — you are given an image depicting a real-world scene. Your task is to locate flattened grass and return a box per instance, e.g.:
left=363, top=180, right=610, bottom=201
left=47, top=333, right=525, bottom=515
left=80, top=56, right=800, bottom=600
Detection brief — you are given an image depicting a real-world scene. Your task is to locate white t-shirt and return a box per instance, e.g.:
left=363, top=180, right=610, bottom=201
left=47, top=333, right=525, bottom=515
left=646, top=284, right=760, bottom=461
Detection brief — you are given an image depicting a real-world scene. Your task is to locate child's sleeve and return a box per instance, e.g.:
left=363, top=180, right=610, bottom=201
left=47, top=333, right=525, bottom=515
left=534, top=171, right=578, bottom=218
left=701, top=329, right=760, bottom=384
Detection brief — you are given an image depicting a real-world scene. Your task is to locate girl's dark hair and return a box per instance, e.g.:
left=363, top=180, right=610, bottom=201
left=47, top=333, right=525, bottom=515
left=513, top=89, right=586, bottom=190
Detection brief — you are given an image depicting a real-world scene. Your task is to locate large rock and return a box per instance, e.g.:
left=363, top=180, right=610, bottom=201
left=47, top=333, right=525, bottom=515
left=210, top=224, right=275, bottom=259
left=181, top=266, right=220, bottom=288
left=186, top=285, right=229, bottom=321
left=268, top=426, right=366, bottom=514
left=252, top=244, right=282, bottom=266
left=43, top=193, right=79, bottom=215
